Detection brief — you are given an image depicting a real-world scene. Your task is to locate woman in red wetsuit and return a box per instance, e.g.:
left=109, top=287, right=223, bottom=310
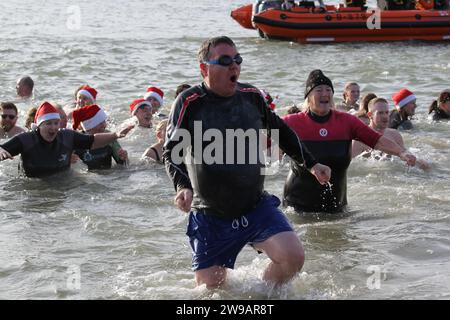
left=282, top=70, right=417, bottom=213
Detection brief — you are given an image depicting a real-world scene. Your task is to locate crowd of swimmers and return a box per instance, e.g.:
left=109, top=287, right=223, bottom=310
left=1, top=35, right=449, bottom=290
left=0, top=75, right=448, bottom=175
left=0, top=79, right=194, bottom=174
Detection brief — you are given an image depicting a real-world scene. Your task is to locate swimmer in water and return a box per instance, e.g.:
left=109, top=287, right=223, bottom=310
left=352, top=97, right=430, bottom=170
left=282, top=70, right=417, bottom=213
left=0, top=101, right=133, bottom=177
left=164, top=36, right=331, bottom=289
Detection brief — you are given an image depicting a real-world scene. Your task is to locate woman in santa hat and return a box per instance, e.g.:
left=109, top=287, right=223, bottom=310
left=67, top=84, right=98, bottom=127
left=0, top=101, right=133, bottom=177
left=72, top=104, right=129, bottom=170
left=75, top=84, right=97, bottom=109
left=144, top=86, right=167, bottom=118
left=282, top=70, right=418, bottom=213
left=129, top=98, right=153, bottom=128
left=389, top=88, right=417, bottom=130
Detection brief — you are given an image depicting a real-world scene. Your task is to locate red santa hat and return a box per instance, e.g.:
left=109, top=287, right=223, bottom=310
left=392, top=88, right=416, bottom=110
left=129, top=98, right=152, bottom=115
left=77, top=85, right=98, bottom=102
left=34, top=102, right=60, bottom=127
left=72, top=104, right=107, bottom=131
left=143, top=86, right=164, bottom=106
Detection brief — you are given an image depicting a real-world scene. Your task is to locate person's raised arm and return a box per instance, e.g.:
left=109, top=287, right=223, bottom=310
left=374, top=135, right=416, bottom=166
left=0, top=135, right=23, bottom=161
left=90, top=125, right=134, bottom=150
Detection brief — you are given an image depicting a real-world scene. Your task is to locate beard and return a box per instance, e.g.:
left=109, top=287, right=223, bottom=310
left=0, top=122, right=13, bottom=132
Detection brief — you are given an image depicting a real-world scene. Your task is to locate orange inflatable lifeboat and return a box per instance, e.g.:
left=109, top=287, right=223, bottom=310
left=231, top=1, right=450, bottom=43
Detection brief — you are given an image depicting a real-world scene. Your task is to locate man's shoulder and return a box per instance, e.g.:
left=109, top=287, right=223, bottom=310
left=175, top=84, right=205, bottom=105
left=11, top=126, right=26, bottom=136
left=237, top=82, right=260, bottom=95
left=384, top=127, right=400, bottom=136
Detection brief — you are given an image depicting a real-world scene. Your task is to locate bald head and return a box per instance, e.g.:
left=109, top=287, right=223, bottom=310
left=16, top=76, right=34, bottom=98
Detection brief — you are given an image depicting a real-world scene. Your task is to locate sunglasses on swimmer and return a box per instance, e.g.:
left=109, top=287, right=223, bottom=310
left=204, top=54, right=243, bottom=67
left=1, top=114, right=16, bottom=120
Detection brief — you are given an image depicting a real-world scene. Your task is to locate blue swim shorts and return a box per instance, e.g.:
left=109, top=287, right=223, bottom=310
left=186, top=193, right=294, bottom=271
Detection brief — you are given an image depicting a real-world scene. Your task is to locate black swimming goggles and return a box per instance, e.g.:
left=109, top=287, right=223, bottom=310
left=204, top=54, right=243, bottom=67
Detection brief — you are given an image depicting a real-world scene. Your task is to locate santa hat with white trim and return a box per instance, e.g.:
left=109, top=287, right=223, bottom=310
left=392, top=88, right=416, bottom=110
left=143, top=86, right=164, bottom=106
left=130, top=98, right=152, bottom=115
left=77, top=85, right=98, bottom=102
left=34, top=102, right=60, bottom=127
left=72, top=104, right=107, bottom=131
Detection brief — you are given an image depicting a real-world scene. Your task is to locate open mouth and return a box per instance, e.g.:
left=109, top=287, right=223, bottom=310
left=230, top=75, right=238, bottom=83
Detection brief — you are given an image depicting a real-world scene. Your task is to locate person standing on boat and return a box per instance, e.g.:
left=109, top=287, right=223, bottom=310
left=164, top=36, right=331, bottom=289
left=282, top=70, right=416, bottom=213
left=389, top=88, right=417, bottom=130
left=428, top=90, right=450, bottom=121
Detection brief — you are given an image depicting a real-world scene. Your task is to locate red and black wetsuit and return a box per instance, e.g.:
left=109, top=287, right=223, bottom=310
left=283, top=110, right=381, bottom=213
left=0, top=129, right=94, bottom=177
left=163, top=82, right=317, bottom=219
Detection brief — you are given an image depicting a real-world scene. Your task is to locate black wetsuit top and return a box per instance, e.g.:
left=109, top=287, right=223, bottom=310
left=389, top=110, right=413, bottom=130
left=283, top=110, right=381, bottom=213
left=75, top=140, right=124, bottom=170
left=163, top=82, right=317, bottom=219
left=0, top=129, right=94, bottom=177
left=431, top=108, right=450, bottom=121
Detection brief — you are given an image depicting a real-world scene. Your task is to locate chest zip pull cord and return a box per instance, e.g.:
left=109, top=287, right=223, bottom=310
left=232, top=216, right=249, bottom=230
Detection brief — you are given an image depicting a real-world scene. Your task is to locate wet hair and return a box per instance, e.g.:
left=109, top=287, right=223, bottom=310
left=357, top=92, right=377, bottom=118
left=155, top=119, right=168, bottom=134
left=368, top=97, right=389, bottom=112
left=0, top=102, right=18, bottom=115
left=175, top=84, right=191, bottom=98
left=25, top=106, right=37, bottom=130
left=428, top=90, right=450, bottom=114
left=342, top=82, right=359, bottom=101
left=286, top=105, right=301, bottom=114
left=197, top=36, right=236, bottom=63
left=18, top=76, right=34, bottom=90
